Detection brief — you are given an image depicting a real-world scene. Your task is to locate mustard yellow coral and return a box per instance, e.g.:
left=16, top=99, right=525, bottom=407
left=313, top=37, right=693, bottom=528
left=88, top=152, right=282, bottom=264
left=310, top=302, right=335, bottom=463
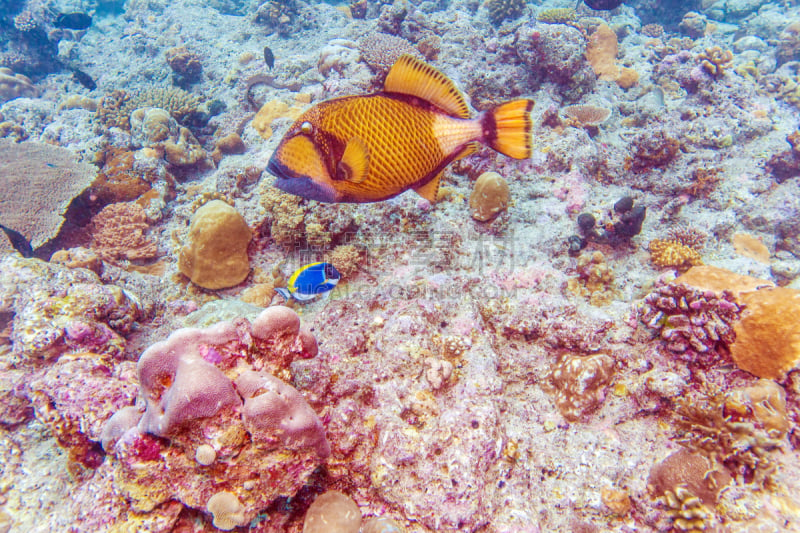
left=649, top=239, right=703, bottom=269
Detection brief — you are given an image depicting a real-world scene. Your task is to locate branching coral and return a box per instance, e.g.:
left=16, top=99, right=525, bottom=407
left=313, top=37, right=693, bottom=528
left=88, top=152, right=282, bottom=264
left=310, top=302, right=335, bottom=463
left=640, top=281, right=742, bottom=356
left=672, top=386, right=784, bottom=487
left=698, top=46, right=733, bottom=78
left=537, top=7, right=577, bottom=24
left=96, top=87, right=201, bottom=130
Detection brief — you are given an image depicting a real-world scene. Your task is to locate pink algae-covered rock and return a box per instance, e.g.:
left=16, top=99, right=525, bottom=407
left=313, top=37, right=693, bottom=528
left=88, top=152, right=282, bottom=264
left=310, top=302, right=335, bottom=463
left=103, top=305, right=328, bottom=527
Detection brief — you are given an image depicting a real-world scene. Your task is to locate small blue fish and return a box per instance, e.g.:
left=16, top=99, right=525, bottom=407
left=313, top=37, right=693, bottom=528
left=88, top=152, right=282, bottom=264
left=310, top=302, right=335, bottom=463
left=276, top=262, right=341, bottom=302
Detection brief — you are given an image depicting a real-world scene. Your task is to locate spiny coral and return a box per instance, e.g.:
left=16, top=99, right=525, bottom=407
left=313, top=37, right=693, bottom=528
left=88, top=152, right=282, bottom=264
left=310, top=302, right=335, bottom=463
left=90, top=202, right=159, bottom=264
left=543, top=352, right=615, bottom=421
left=359, top=33, right=422, bottom=74
left=698, top=46, right=733, bottom=78
left=537, top=7, right=577, bottom=24
left=640, top=279, right=742, bottom=356
left=469, top=171, right=510, bottom=222
left=730, top=287, right=800, bottom=381
left=649, top=239, right=703, bottom=270
left=178, top=200, right=252, bottom=290
left=485, top=0, right=526, bottom=23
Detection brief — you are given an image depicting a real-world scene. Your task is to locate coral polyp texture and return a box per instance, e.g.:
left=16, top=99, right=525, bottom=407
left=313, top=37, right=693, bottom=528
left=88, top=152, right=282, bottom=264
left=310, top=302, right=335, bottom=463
left=102, top=306, right=325, bottom=529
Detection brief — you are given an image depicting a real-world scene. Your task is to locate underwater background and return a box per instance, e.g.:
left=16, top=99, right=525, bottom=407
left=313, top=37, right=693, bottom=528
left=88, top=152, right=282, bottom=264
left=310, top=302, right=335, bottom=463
left=2, top=0, right=800, bottom=531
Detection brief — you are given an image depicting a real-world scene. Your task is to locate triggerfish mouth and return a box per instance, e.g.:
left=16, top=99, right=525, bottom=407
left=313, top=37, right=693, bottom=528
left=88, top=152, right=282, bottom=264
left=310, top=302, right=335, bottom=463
left=267, top=54, right=534, bottom=203
left=275, top=262, right=341, bottom=302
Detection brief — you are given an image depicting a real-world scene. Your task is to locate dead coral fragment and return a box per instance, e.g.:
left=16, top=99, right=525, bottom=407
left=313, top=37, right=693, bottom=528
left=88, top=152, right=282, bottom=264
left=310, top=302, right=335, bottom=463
left=649, top=239, right=703, bottom=270
left=567, top=251, right=617, bottom=306
left=544, top=352, right=615, bottom=421
left=730, top=287, right=800, bottom=381
left=625, top=131, right=681, bottom=173
left=698, top=46, right=733, bottom=78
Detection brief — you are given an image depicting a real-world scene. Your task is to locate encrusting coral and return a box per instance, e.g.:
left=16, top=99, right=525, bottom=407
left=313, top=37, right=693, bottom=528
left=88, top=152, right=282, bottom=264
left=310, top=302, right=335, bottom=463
left=90, top=202, right=159, bottom=264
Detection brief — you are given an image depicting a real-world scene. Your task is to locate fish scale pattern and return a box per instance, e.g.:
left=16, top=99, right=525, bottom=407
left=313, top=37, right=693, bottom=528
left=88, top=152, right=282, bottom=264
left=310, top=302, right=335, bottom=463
left=319, top=95, right=444, bottom=200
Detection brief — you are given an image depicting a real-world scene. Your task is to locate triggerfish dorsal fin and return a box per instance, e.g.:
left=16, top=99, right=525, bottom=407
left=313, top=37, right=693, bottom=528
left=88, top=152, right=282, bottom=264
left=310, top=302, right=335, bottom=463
left=414, top=170, right=444, bottom=203
left=384, top=54, right=471, bottom=119
left=336, top=137, right=370, bottom=183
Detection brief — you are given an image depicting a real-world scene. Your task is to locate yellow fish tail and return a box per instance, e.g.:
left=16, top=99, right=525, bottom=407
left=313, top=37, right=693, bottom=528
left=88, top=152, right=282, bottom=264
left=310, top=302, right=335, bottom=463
left=484, top=99, right=534, bottom=160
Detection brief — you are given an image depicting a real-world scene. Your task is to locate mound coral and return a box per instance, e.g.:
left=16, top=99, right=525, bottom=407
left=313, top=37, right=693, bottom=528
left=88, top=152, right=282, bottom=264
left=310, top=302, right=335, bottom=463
left=469, top=171, right=509, bottom=222
left=90, top=202, right=159, bottom=264
left=178, top=200, right=252, bottom=290
left=303, top=490, right=362, bottom=533
left=567, top=251, right=617, bottom=306
left=103, top=306, right=326, bottom=527
left=543, top=352, right=615, bottom=421
left=90, top=148, right=154, bottom=205
left=359, top=33, right=422, bottom=74
left=0, top=67, right=37, bottom=102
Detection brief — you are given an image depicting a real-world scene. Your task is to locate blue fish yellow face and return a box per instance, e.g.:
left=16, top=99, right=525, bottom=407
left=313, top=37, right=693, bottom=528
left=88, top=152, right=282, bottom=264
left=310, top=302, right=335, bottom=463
left=276, top=262, right=341, bottom=302
left=267, top=55, right=533, bottom=204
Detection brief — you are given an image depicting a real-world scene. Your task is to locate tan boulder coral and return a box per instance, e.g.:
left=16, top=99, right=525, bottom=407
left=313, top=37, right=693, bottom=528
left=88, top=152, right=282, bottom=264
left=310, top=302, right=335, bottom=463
left=0, top=67, right=37, bottom=102
left=179, top=200, right=252, bottom=289
left=469, top=171, right=509, bottom=221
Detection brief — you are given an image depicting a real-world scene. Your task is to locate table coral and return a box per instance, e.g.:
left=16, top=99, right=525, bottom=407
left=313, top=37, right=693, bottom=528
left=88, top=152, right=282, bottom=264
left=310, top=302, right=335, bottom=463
left=103, top=306, right=325, bottom=528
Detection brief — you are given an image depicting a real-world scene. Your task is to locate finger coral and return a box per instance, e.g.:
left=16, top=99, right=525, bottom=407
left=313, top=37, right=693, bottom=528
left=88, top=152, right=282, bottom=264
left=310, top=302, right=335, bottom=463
left=730, top=287, right=800, bottom=381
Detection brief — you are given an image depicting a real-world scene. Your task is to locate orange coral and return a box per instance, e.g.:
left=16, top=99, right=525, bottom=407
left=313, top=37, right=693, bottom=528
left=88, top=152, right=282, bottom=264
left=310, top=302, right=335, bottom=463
left=649, top=239, right=702, bottom=270
left=91, top=148, right=153, bottom=204
left=91, top=202, right=158, bottom=263
left=586, top=24, right=638, bottom=89
left=732, top=233, right=771, bottom=264
left=730, top=287, right=800, bottom=381
left=675, top=265, right=773, bottom=296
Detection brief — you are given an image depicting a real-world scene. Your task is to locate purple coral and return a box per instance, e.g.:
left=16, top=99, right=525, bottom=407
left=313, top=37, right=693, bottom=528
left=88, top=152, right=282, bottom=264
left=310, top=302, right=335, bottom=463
left=640, top=282, right=743, bottom=358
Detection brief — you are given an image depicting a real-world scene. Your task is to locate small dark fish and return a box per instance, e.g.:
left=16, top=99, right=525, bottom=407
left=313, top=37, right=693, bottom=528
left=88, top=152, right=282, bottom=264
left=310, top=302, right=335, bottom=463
left=582, top=0, right=623, bottom=9
left=55, top=12, right=92, bottom=30
left=264, top=46, right=274, bottom=70
left=0, top=224, right=33, bottom=258
left=72, top=68, right=96, bottom=90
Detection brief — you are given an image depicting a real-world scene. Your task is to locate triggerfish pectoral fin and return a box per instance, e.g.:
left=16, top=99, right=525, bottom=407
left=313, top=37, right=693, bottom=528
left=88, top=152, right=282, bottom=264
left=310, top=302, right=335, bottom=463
left=336, top=137, right=370, bottom=183
left=483, top=99, right=534, bottom=160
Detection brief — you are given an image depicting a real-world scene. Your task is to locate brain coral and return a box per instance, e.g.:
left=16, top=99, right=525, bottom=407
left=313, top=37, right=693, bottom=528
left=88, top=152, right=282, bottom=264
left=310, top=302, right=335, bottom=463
left=0, top=139, right=97, bottom=248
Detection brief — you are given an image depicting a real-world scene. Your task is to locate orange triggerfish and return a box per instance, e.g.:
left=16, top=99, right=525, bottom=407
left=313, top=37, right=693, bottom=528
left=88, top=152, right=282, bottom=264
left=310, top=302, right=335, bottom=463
left=267, top=55, right=534, bottom=203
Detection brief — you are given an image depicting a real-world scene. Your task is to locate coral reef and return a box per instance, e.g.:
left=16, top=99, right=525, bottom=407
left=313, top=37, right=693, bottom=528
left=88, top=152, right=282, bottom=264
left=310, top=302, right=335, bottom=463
left=649, top=239, right=703, bottom=270
left=698, top=46, right=734, bottom=78
left=103, top=306, right=324, bottom=527
left=485, top=0, right=526, bottom=23
left=178, top=200, right=252, bottom=290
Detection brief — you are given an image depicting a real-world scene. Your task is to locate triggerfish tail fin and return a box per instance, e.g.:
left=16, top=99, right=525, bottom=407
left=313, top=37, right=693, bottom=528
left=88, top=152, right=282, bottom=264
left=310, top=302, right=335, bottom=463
left=482, top=99, right=534, bottom=160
